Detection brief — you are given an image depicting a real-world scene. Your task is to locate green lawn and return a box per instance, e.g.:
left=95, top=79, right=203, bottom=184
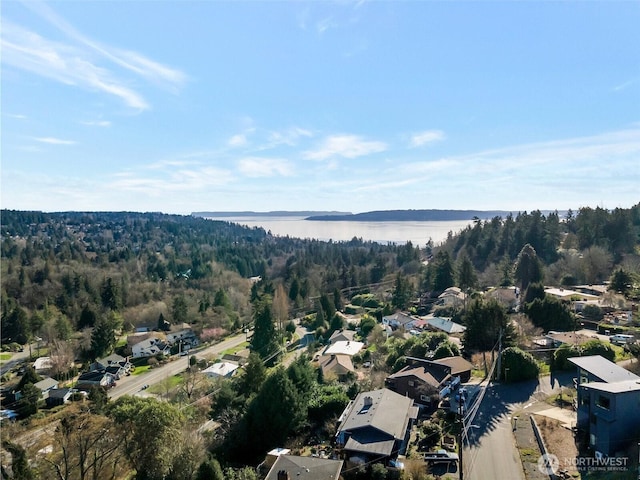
left=148, top=374, right=183, bottom=394
left=132, top=365, right=152, bottom=375
left=0, top=353, right=12, bottom=361
left=220, top=341, right=249, bottom=357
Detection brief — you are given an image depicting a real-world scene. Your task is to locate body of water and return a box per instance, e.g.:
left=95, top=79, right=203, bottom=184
left=205, top=216, right=473, bottom=246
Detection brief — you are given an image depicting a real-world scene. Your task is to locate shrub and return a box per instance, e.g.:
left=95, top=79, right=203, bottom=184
left=501, top=347, right=539, bottom=382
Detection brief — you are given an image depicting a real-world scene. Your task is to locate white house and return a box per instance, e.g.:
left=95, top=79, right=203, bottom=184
left=323, top=340, right=364, bottom=357
left=382, top=312, right=418, bottom=330
left=202, top=362, right=239, bottom=378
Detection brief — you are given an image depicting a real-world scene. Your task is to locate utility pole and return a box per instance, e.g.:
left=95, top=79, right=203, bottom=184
left=496, top=327, right=503, bottom=381
left=458, top=395, right=465, bottom=480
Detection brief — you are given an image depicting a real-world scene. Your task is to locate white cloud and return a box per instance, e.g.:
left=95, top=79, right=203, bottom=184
left=1, top=2, right=187, bottom=111
left=33, top=136, right=76, bottom=145
left=303, top=134, right=387, bottom=160
left=108, top=165, right=234, bottom=194
left=410, top=130, right=445, bottom=147
left=228, top=134, right=248, bottom=147
left=5, top=113, right=27, bottom=119
left=238, top=157, right=294, bottom=177
left=81, top=120, right=111, bottom=127
left=267, top=127, right=313, bottom=147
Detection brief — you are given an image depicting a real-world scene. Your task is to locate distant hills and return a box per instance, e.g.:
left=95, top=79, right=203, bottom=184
left=192, top=209, right=570, bottom=222
left=306, top=209, right=515, bottom=221
left=192, top=211, right=351, bottom=218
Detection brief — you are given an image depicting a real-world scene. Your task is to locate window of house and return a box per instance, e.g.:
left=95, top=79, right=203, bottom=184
left=579, top=394, right=589, bottom=406
left=596, top=395, right=610, bottom=410
left=420, top=395, right=429, bottom=402
left=590, top=414, right=597, bottom=424
left=408, top=381, right=415, bottom=387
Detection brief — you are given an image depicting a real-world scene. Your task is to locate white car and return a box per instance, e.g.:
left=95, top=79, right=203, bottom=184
left=609, top=334, right=634, bottom=345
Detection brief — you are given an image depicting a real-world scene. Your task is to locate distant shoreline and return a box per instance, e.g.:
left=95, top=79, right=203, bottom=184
left=194, top=209, right=565, bottom=222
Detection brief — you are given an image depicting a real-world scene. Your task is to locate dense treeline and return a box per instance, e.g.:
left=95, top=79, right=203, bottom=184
left=0, top=210, right=421, bottom=355
left=430, top=204, right=640, bottom=289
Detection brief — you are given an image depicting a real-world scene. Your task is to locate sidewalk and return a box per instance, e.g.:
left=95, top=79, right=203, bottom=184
left=512, top=410, right=549, bottom=480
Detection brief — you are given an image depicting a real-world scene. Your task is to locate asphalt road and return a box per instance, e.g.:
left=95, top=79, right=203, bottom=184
left=462, top=371, right=575, bottom=480
left=108, top=333, right=247, bottom=400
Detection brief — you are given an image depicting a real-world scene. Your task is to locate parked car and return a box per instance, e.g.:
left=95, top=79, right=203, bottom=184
left=609, top=334, right=634, bottom=345
left=424, top=449, right=459, bottom=464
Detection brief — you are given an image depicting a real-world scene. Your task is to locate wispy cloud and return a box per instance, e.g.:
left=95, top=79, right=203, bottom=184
left=109, top=165, right=234, bottom=194
left=410, top=130, right=445, bottom=147
left=33, top=136, right=76, bottom=145
left=238, top=157, right=294, bottom=177
left=228, top=134, right=248, bottom=148
left=81, top=120, right=111, bottom=127
left=1, top=1, right=187, bottom=111
left=266, top=127, right=313, bottom=147
left=5, top=113, right=27, bottom=119
left=612, top=78, right=637, bottom=92
left=303, top=134, right=387, bottom=160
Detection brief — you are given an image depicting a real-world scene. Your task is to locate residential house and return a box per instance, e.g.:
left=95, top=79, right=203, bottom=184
left=131, top=337, right=170, bottom=358
left=382, top=312, right=418, bottom=330
left=33, top=377, right=59, bottom=400
left=32, top=357, right=53, bottom=375
left=76, top=371, right=115, bottom=390
left=264, top=454, right=343, bottom=480
left=385, top=356, right=473, bottom=406
left=202, top=362, right=240, bottom=379
left=323, top=340, right=364, bottom=357
left=569, top=355, right=640, bottom=456
left=335, top=388, right=418, bottom=464
left=329, top=329, right=356, bottom=345
left=90, top=353, right=131, bottom=378
left=544, top=287, right=599, bottom=302
left=423, top=316, right=466, bottom=334
left=46, top=388, right=73, bottom=407
left=166, top=328, right=199, bottom=349
left=320, top=354, right=355, bottom=381
left=544, top=331, right=593, bottom=348
left=437, top=287, right=466, bottom=307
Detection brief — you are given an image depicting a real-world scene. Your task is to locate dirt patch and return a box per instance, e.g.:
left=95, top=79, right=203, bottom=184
left=513, top=412, right=547, bottom=480
left=534, top=414, right=580, bottom=478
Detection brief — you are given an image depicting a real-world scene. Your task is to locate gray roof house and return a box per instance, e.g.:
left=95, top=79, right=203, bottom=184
left=264, top=454, right=343, bottom=480
left=45, top=388, right=73, bottom=407
left=335, top=388, right=418, bottom=464
left=569, top=355, right=640, bottom=456
left=33, top=377, right=59, bottom=400
left=329, top=329, right=356, bottom=345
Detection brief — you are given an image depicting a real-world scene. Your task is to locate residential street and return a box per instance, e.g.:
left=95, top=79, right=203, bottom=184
left=108, top=332, right=247, bottom=400
left=463, top=371, right=575, bottom=480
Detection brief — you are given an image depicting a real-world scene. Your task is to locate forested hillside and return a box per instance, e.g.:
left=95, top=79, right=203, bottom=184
left=0, top=210, right=420, bottom=356
left=428, top=205, right=640, bottom=291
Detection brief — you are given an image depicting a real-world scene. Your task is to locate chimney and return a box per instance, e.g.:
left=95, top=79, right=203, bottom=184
left=277, top=470, right=290, bottom=480
left=363, top=396, right=373, bottom=407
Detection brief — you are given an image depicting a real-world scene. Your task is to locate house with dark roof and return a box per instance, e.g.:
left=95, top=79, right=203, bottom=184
left=385, top=356, right=473, bottom=406
left=264, top=454, right=343, bottom=480
left=45, top=388, right=73, bottom=407
left=569, top=355, right=640, bottom=456
left=335, top=388, right=418, bottom=465
left=76, top=371, right=115, bottom=390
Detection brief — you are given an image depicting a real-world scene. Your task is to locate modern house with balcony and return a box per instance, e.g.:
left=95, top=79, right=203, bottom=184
left=568, top=355, right=640, bottom=456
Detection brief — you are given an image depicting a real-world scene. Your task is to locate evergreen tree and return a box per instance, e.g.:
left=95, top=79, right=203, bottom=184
left=432, top=251, right=455, bottom=292
left=514, top=244, right=544, bottom=294
left=172, top=294, right=189, bottom=324
left=463, top=298, right=515, bottom=352
left=251, top=299, right=278, bottom=360
left=456, top=255, right=478, bottom=291
left=90, top=317, right=116, bottom=360
left=392, top=272, right=412, bottom=310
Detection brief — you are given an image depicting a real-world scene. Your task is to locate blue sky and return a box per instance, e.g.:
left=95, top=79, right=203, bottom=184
left=2, top=0, right=639, bottom=214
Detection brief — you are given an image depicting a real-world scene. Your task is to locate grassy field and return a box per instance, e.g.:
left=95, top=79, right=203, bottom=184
left=148, top=374, right=183, bottom=394
left=220, top=341, right=249, bottom=357
left=0, top=353, right=12, bottom=361
left=132, top=365, right=152, bottom=375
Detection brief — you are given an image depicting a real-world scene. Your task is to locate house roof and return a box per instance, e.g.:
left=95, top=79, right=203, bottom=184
left=431, top=356, right=473, bottom=375
left=33, top=357, right=53, bottom=370
left=320, top=354, right=355, bottom=375
left=546, top=331, right=592, bottom=346
left=34, top=377, right=58, bottom=391
left=338, top=388, right=417, bottom=442
left=97, top=353, right=126, bottom=365
left=329, top=329, right=356, bottom=344
left=424, top=317, right=466, bottom=334
left=383, top=312, right=416, bottom=325
left=568, top=355, right=640, bottom=383
left=203, top=362, right=239, bottom=377
left=544, top=288, right=599, bottom=301
left=583, top=379, right=640, bottom=394
left=47, top=388, right=73, bottom=399
left=387, top=366, right=441, bottom=388
left=438, top=287, right=465, bottom=299
left=264, top=455, right=343, bottom=480
left=323, top=341, right=364, bottom=357
left=78, top=371, right=111, bottom=382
